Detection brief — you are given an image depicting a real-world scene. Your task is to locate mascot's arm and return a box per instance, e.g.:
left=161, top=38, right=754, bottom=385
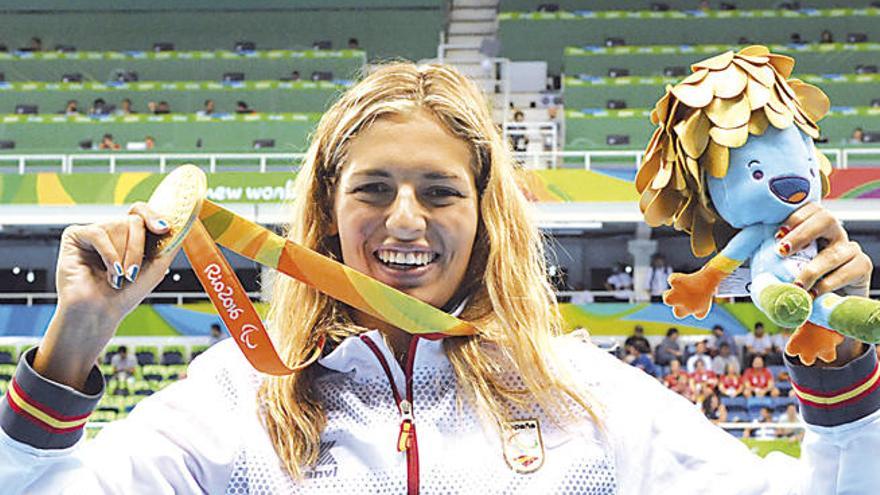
left=664, top=225, right=765, bottom=319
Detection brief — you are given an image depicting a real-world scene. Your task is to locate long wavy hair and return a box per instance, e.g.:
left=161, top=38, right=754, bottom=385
left=258, top=62, right=596, bottom=478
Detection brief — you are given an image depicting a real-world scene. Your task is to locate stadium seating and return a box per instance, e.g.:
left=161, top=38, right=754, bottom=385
left=563, top=44, right=880, bottom=77
left=0, top=50, right=364, bottom=83
left=500, top=9, right=880, bottom=73
left=0, top=364, right=15, bottom=382
left=501, top=1, right=878, bottom=11
left=0, top=346, right=16, bottom=365
left=0, top=0, right=444, bottom=62
left=0, top=113, right=318, bottom=152
left=0, top=80, right=347, bottom=114
left=134, top=345, right=159, bottom=366
left=564, top=73, right=880, bottom=109
left=564, top=107, right=880, bottom=149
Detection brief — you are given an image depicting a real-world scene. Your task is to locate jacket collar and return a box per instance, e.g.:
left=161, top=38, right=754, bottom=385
left=316, top=298, right=467, bottom=384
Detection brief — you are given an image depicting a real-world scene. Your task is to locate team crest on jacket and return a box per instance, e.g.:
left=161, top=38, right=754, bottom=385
left=502, top=418, right=545, bottom=474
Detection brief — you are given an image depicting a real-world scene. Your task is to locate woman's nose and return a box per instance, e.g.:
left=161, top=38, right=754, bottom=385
left=386, top=186, right=427, bottom=239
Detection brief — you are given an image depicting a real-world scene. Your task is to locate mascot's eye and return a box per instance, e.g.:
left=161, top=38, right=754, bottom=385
left=751, top=170, right=764, bottom=180
left=810, top=168, right=816, bottom=177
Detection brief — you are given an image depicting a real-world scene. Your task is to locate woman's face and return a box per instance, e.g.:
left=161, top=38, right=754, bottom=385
left=333, top=108, right=479, bottom=310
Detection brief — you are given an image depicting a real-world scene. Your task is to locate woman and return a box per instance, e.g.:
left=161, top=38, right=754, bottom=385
left=718, top=362, right=745, bottom=398
left=2, top=63, right=878, bottom=494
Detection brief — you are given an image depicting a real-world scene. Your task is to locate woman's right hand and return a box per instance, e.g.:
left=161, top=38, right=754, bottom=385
left=33, top=202, right=180, bottom=390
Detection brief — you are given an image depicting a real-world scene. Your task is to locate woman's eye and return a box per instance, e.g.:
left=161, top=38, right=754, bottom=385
left=353, top=183, right=392, bottom=194
left=425, top=187, right=461, bottom=198
left=751, top=170, right=764, bottom=180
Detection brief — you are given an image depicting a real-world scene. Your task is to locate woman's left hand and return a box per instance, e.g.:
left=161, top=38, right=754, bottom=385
left=778, top=202, right=873, bottom=365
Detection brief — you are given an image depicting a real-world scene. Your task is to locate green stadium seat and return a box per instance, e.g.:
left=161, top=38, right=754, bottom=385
left=132, top=379, right=156, bottom=396
left=0, top=345, right=16, bottom=365
left=141, top=364, right=166, bottom=383
left=0, top=380, right=7, bottom=394
left=0, top=364, right=16, bottom=381
left=190, top=345, right=210, bottom=362
left=165, top=364, right=189, bottom=381
left=90, top=409, right=118, bottom=422
left=134, top=346, right=159, bottom=366
left=161, top=345, right=187, bottom=365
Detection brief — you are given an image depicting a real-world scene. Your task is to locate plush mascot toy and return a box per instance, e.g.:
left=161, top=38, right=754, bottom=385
left=636, top=45, right=880, bottom=365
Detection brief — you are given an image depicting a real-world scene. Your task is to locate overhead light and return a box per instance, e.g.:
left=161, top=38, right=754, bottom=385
left=25, top=270, right=35, bottom=283
left=12, top=266, right=20, bottom=275
left=172, top=273, right=181, bottom=282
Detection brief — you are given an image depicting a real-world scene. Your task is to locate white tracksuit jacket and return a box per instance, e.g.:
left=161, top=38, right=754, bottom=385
left=1, top=330, right=879, bottom=494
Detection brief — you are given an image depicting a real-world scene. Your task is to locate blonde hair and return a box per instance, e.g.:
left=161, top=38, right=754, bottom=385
left=258, top=62, right=596, bottom=478
left=636, top=46, right=832, bottom=257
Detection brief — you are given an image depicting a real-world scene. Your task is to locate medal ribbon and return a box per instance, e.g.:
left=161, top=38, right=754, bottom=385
left=182, top=199, right=478, bottom=375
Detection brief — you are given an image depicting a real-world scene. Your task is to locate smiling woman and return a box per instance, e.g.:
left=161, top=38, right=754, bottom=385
left=3, top=61, right=880, bottom=495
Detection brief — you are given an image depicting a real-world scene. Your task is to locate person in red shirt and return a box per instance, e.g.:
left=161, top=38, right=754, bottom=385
left=742, top=355, right=780, bottom=398
left=663, top=359, right=692, bottom=401
left=718, top=362, right=744, bottom=398
left=689, top=358, right=718, bottom=401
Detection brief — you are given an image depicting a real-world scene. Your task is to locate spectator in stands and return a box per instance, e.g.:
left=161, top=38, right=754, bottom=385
left=686, top=340, right=712, bottom=373
left=99, top=133, right=121, bottom=151
left=604, top=262, right=633, bottom=300
left=236, top=101, right=255, bottom=114
left=777, top=404, right=803, bottom=441
left=767, top=328, right=789, bottom=365
left=744, top=407, right=778, bottom=439
left=663, top=359, right=691, bottom=400
left=147, top=101, right=157, bottom=114
left=348, top=38, right=360, bottom=49
left=197, top=99, right=215, bottom=117
left=700, top=393, right=728, bottom=425
left=62, top=100, right=79, bottom=116
left=145, top=136, right=155, bottom=150
left=89, top=98, right=109, bottom=116
left=718, top=362, right=744, bottom=398
left=743, top=322, right=773, bottom=366
left=712, top=342, right=740, bottom=375
left=110, top=345, right=137, bottom=392
left=155, top=101, right=171, bottom=115
left=850, top=127, right=865, bottom=145
left=115, top=98, right=135, bottom=116
left=626, top=341, right=656, bottom=377
left=789, top=33, right=804, bottom=45
left=689, top=358, right=718, bottom=401
left=708, top=324, right=736, bottom=357
left=820, top=29, right=834, bottom=44
left=509, top=110, right=528, bottom=152
left=290, top=70, right=301, bottom=81
left=208, top=323, right=225, bottom=346
left=742, top=355, right=780, bottom=398
left=624, top=325, right=651, bottom=355
left=645, top=253, right=672, bottom=303
left=28, top=36, right=42, bottom=52
left=655, top=327, right=683, bottom=366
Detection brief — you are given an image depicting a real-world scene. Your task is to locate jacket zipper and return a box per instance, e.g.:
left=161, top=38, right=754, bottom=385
left=360, top=334, right=421, bottom=495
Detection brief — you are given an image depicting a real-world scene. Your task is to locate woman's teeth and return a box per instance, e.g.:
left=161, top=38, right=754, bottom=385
left=376, top=249, right=435, bottom=267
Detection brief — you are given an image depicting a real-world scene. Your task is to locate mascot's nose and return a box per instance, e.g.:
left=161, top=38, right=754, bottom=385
left=769, top=176, right=810, bottom=204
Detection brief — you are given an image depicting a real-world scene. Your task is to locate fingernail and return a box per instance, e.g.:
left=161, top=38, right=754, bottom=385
left=776, top=241, right=791, bottom=257
left=114, top=261, right=124, bottom=276
left=793, top=281, right=804, bottom=289
left=156, top=219, right=169, bottom=230
left=109, top=274, right=124, bottom=290
left=775, top=226, right=790, bottom=240
left=809, top=288, right=819, bottom=299
left=126, top=265, right=139, bottom=283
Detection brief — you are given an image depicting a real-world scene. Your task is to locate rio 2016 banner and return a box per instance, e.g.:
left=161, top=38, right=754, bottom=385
left=3, top=168, right=879, bottom=205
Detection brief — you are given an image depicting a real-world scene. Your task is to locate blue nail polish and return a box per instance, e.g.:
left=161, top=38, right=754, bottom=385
left=114, top=262, right=124, bottom=276
left=156, top=219, right=169, bottom=229
left=110, top=274, right=124, bottom=290
left=126, top=265, right=140, bottom=283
